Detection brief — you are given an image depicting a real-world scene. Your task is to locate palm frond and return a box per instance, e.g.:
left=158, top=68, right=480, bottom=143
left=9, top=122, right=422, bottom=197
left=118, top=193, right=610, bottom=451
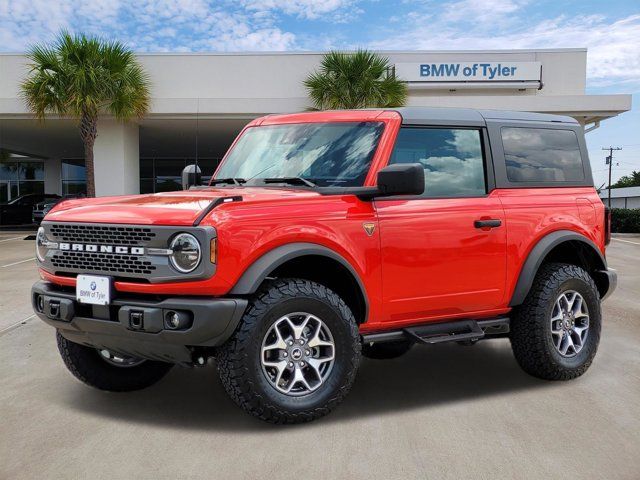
left=305, top=49, right=407, bottom=110
left=20, top=30, right=150, bottom=122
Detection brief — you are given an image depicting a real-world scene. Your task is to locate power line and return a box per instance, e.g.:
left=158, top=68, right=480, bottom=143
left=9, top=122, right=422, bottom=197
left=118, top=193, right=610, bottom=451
left=602, top=146, right=622, bottom=207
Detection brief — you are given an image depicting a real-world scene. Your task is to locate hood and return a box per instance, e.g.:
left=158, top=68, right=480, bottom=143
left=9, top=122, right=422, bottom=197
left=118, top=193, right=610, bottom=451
left=45, top=187, right=321, bottom=225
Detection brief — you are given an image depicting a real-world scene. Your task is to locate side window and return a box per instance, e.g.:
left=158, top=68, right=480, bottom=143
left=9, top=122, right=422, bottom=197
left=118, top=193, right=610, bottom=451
left=501, top=127, right=584, bottom=183
left=389, top=127, right=486, bottom=197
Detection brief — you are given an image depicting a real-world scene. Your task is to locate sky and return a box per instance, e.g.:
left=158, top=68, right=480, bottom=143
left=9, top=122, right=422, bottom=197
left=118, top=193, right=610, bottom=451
left=0, top=0, right=638, bottom=186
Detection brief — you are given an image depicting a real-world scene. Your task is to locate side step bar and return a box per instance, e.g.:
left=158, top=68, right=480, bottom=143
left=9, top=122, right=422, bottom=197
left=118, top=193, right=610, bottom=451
left=361, top=317, right=510, bottom=346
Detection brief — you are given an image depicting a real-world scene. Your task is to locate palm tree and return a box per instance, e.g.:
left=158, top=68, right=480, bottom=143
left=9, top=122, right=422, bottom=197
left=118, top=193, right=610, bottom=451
left=304, top=49, right=407, bottom=110
left=21, top=32, right=150, bottom=197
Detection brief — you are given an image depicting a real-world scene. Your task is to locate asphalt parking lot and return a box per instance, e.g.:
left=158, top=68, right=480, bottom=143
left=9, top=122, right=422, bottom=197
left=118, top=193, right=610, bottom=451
left=1, top=231, right=639, bottom=479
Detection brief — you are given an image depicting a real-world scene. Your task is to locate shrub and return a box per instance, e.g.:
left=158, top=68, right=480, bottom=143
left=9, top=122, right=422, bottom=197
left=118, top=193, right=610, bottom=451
left=610, top=208, right=640, bottom=233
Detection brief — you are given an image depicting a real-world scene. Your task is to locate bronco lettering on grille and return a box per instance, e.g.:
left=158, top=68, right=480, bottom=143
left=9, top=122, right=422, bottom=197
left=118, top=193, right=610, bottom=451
left=57, top=243, right=145, bottom=255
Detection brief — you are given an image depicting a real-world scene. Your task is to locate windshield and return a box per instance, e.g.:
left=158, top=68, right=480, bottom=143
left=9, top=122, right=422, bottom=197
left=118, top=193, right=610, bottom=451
left=214, top=121, right=384, bottom=187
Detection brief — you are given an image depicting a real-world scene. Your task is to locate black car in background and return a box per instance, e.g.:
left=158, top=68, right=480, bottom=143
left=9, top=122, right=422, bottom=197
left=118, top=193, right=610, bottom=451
left=32, top=194, right=84, bottom=224
left=0, top=194, right=61, bottom=226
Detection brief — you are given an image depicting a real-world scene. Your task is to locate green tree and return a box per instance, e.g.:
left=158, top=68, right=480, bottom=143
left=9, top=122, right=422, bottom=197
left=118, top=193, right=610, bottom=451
left=611, top=170, right=640, bottom=188
left=20, top=32, right=150, bottom=197
left=305, top=49, right=407, bottom=110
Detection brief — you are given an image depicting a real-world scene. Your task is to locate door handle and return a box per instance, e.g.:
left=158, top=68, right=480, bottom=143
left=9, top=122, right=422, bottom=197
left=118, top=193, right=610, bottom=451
left=474, top=219, right=502, bottom=229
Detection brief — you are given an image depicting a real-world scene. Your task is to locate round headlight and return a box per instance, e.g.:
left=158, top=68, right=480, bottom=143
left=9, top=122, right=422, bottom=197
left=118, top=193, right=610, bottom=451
left=35, top=226, right=47, bottom=262
left=169, top=233, right=201, bottom=273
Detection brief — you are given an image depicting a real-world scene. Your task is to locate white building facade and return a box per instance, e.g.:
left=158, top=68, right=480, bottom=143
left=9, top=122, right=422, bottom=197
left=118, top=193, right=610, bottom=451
left=0, top=48, right=632, bottom=200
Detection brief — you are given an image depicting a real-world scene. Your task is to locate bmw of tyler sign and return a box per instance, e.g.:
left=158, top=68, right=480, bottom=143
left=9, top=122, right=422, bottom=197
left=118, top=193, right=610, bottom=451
left=395, top=61, right=542, bottom=83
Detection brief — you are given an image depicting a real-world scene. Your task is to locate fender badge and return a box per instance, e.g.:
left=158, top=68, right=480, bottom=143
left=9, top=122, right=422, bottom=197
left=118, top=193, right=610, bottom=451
left=363, top=222, right=376, bottom=236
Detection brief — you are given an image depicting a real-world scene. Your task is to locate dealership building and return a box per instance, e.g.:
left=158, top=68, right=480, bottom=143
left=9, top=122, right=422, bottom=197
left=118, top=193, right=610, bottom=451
left=0, top=48, right=632, bottom=201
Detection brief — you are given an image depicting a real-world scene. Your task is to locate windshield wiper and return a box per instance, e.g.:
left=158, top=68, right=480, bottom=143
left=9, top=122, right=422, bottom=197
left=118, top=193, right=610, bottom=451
left=263, top=177, right=317, bottom=188
left=210, top=177, right=246, bottom=186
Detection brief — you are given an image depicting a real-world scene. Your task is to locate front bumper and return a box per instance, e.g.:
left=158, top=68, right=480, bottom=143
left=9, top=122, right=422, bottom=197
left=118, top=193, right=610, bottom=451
left=32, top=281, right=247, bottom=363
left=596, top=267, right=618, bottom=301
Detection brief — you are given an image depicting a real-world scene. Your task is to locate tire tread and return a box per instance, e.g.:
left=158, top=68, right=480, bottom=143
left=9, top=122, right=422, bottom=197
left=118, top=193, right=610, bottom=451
left=510, top=262, right=601, bottom=381
left=56, top=332, right=173, bottom=392
left=217, top=278, right=361, bottom=424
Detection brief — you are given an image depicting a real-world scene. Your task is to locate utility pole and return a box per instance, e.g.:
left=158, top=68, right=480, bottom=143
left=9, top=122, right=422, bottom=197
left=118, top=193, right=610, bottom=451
left=602, top=146, right=622, bottom=207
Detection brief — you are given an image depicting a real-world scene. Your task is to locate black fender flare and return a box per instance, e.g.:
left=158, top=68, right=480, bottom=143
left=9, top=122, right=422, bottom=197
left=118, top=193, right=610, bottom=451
left=229, top=242, right=369, bottom=319
left=509, top=230, right=606, bottom=307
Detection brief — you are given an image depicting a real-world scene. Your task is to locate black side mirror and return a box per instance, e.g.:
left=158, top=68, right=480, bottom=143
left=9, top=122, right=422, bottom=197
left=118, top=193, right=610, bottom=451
left=181, top=164, right=202, bottom=190
left=376, top=163, right=424, bottom=197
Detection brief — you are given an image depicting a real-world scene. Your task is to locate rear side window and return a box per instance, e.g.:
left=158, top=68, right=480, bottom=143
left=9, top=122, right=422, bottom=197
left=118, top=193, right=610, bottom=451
left=389, top=127, right=486, bottom=197
left=501, top=127, right=584, bottom=183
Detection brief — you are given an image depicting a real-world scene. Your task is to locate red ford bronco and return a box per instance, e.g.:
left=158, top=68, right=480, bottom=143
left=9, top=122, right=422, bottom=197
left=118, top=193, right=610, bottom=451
left=33, top=107, right=616, bottom=423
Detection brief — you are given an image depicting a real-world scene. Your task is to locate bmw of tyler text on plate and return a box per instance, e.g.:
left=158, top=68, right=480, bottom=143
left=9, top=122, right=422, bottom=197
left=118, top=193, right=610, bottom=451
left=76, top=275, right=111, bottom=305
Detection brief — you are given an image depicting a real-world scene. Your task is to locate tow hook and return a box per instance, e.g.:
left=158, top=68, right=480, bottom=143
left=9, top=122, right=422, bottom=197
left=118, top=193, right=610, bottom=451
left=48, top=300, right=60, bottom=319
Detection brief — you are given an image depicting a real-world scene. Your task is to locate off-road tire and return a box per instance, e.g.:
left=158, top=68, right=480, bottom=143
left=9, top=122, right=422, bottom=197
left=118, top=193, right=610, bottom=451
left=362, top=340, right=413, bottom=359
left=510, top=263, right=601, bottom=381
left=216, top=278, right=361, bottom=424
left=56, top=332, right=174, bottom=392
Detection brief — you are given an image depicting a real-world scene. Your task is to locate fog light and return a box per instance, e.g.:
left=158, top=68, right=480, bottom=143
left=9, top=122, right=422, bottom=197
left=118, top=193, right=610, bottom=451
left=36, top=295, right=44, bottom=313
left=166, top=311, right=180, bottom=329
left=164, top=310, right=191, bottom=330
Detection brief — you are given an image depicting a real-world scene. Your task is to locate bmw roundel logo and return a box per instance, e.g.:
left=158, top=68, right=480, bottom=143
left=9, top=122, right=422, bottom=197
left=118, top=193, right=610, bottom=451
left=90, top=281, right=97, bottom=291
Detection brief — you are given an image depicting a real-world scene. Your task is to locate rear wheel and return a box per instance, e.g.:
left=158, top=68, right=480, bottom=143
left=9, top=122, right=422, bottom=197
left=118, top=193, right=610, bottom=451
left=56, top=332, right=173, bottom=392
left=217, top=278, right=361, bottom=424
left=510, top=263, right=601, bottom=380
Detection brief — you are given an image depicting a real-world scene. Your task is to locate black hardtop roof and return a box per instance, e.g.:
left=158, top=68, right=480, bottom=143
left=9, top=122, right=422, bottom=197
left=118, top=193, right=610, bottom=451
left=392, top=107, right=578, bottom=127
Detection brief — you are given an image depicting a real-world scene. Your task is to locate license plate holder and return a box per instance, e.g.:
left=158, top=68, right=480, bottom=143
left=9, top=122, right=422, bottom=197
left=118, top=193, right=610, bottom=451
left=76, top=275, right=112, bottom=306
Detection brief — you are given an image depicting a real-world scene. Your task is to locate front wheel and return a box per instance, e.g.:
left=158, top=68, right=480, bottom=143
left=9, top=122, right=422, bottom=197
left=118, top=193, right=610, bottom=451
left=510, top=263, right=601, bottom=381
left=56, top=332, right=174, bottom=391
left=217, top=278, right=361, bottom=424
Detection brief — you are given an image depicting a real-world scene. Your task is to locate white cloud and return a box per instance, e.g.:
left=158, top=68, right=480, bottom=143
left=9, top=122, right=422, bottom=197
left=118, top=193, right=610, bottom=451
left=240, top=0, right=359, bottom=20
left=0, top=0, right=299, bottom=53
left=441, top=0, right=528, bottom=24
left=196, top=27, right=297, bottom=51
left=420, top=156, right=485, bottom=196
left=447, top=129, right=482, bottom=156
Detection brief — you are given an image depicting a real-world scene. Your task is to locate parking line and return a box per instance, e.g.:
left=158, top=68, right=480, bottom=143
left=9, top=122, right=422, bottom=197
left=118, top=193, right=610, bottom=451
left=1, top=257, right=35, bottom=268
left=0, top=314, right=35, bottom=337
left=0, top=235, right=28, bottom=243
left=613, top=238, right=640, bottom=246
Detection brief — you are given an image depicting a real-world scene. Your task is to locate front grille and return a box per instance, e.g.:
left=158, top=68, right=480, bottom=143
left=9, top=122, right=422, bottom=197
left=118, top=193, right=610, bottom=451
left=49, top=224, right=156, bottom=246
left=41, top=222, right=215, bottom=283
left=51, top=251, right=156, bottom=275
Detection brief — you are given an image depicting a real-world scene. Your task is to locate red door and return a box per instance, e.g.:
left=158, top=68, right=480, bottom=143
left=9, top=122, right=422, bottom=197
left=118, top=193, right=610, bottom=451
left=376, top=194, right=507, bottom=324
left=374, top=125, right=507, bottom=326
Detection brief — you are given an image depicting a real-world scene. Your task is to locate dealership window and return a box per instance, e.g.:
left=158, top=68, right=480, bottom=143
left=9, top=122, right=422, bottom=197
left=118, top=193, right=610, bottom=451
left=389, top=127, right=486, bottom=197
left=62, top=159, right=87, bottom=195
left=501, top=127, right=584, bottom=182
left=140, top=158, right=220, bottom=193
left=0, top=155, right=45, bottom=202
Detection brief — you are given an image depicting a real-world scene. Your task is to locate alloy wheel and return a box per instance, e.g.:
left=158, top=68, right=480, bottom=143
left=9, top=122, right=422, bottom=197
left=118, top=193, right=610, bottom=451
left=550, top=290, right=590, bottom=358
left=261, top=312, right=335, bottom=396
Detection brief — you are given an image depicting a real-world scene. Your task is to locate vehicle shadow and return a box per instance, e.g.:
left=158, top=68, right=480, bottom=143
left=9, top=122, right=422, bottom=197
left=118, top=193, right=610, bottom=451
left=57, top=339, right=549, bottom=432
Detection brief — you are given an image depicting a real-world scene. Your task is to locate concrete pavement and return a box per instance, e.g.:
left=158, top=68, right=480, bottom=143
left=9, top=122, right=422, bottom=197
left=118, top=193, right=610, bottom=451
left=1, top=232, right=639, bottom=479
